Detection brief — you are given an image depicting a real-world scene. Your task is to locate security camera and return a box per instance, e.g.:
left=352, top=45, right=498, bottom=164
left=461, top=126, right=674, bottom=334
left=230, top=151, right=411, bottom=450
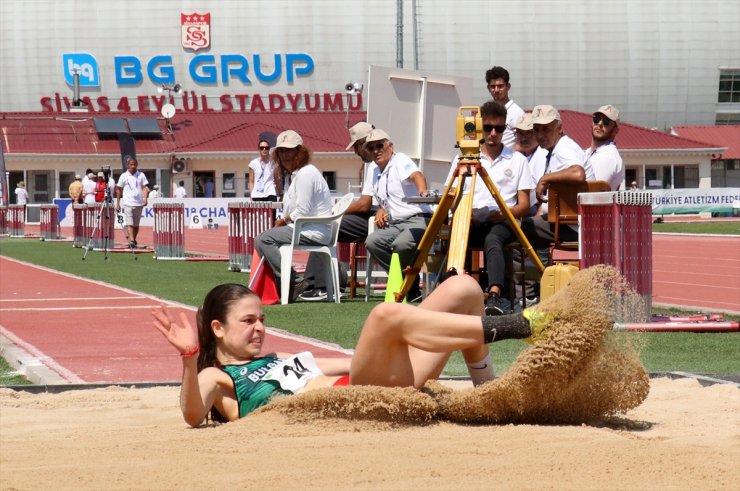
left=173, top=83, right=183, bottom=95
left=345, top=82, right=363, bottom=95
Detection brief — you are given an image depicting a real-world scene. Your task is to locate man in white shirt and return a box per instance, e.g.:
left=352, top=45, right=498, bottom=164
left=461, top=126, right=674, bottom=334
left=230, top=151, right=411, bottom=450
left=363, top=128, right=432, bottom=302
left=485, top=66, right=525, bottom=149
left=175, top=181, right=187, bottom=198
left=584, top=105, right=625, bottom=191
left=115, top=156, right=148, bottom=248
left=511, top=113, right=549, bottom=217
left=300, top=121, right=379, bottom=301
left=149, top=184, right=160, bottom=200
left=521, top=105, right=592, bottom=263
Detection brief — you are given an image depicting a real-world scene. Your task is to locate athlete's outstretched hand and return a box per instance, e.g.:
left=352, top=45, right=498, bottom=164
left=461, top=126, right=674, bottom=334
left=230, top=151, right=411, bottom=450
left=152, top=305, right=198, bottom=356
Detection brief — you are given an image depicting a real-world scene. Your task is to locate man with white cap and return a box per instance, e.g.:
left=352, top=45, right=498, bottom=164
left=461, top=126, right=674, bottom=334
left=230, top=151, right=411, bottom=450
left=584, top=105, right=624, bottom=191
left=362, top=128, right=433, bottom=302
left=521, top=104, right=593, bottom=264
left=512, top=113, right=548, bottom=217
left=300, top=121, right=380, bottom=301
left=254, top=130, right=333, bottom=301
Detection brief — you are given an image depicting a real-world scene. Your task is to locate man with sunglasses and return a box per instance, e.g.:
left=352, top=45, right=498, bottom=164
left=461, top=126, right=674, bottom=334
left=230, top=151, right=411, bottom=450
left=445, top=101, right=534, bottom=316
left=485, top=66, right=525, bottom=149
left=585, top=105, right=624, bottom=191
left=363, top=128, right=432, bottom=303
left=300, top=122, right=379, bottom=301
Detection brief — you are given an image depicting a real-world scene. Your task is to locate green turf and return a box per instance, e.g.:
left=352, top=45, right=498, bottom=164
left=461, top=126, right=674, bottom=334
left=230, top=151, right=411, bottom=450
left=1, top=238, right=738, bottom=384
left=652, top=220, right=740, bottom=235
left=0, top=357, right=31, bottom=385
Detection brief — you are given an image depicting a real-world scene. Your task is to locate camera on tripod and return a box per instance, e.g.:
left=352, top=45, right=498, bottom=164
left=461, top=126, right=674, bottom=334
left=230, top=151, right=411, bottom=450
left=100, top=165, right=114, bottom=203
left=455, top=106, right=484, bottom=160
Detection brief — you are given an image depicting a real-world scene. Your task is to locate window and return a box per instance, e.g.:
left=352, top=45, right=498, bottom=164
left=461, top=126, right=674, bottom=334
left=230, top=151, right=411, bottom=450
left=718, top=69, right=740, bottom=103
left=322, top=171, right=337, bottom=191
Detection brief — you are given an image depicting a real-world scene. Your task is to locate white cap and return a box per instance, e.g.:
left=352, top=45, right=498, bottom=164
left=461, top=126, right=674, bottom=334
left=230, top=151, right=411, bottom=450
left=345, top=122, right=374, bottom=150
left=594, top=104, right=620, bottom=123
left=364, top=129, right=392, bottom=144
left=531, top=105, right=561, bottom=125
left=275, top=130, right=303, bottom=149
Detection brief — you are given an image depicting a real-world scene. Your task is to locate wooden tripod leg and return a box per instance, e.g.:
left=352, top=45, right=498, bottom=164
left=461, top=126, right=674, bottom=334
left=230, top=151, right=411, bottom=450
left=394, top=184, right=460, bottom=302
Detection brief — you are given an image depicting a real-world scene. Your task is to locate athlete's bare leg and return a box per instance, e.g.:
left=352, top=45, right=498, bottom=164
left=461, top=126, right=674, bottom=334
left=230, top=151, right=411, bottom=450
left=350, top=274, right=486, bottom=387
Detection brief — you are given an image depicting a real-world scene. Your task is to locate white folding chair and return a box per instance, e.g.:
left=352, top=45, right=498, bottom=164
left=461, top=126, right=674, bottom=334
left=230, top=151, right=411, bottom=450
left=279, top=193, right=355, bottom=304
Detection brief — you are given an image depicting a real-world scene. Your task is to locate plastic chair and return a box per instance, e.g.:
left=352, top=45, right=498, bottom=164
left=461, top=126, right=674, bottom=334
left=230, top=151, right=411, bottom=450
left=279, top=193, right=354, bottom=305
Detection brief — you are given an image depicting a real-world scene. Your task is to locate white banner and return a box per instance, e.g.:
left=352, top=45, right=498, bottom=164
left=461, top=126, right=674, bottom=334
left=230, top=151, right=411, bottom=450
left=651, top=188, right=740, bottom=215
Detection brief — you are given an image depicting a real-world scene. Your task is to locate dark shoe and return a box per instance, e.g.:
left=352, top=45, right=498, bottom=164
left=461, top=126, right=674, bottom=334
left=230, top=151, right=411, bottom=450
left=407, top=284, right=423, bottom=303
left=290, top=280, right=308, bottom=302
left=298, top=288, right=328, bottom=301
left=128, top=240, right=136, bottom=249
left=485, top=293, right=512, bottom=316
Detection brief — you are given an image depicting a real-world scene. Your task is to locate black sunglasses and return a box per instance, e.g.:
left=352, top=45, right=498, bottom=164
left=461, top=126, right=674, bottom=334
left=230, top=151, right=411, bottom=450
left=366, top=142, right=386, bottom=152
left=259, top=145, right=270, bottom=150
left=592, top=114, right=613, bottom=126
left=483, top=124, right=507, bottom=134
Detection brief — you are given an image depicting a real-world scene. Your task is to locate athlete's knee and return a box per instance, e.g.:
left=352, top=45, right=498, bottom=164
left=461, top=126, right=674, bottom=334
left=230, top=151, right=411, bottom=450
left=365, top=302, right=405, bottom=335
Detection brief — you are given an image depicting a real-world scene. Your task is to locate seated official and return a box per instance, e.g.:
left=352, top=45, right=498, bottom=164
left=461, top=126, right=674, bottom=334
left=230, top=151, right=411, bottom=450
left=363, top=129, right=433, bottom=302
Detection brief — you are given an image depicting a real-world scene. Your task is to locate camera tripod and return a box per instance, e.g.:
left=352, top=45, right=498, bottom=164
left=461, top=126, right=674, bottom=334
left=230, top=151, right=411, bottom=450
left=393, top=154, right=546, bottom=303
left=82, top=173, right=136, bottom=261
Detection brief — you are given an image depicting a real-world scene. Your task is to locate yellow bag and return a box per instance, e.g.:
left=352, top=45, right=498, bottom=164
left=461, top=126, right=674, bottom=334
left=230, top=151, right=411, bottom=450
left=540, top=263, right=579, bottom=300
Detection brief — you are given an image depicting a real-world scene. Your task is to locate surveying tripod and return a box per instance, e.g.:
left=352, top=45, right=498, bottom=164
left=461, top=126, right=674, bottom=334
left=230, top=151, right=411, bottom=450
left=394, top=107, right=546, bottom=302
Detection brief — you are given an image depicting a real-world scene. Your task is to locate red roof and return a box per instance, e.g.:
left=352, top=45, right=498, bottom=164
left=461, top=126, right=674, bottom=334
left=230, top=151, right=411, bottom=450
left=0, top=110, right=720, bottom=156
left=671, top=125, right=740, bottom=159
left=0, top=112, right=368, bottom=155
left=557, top=110, right=719, bottom=152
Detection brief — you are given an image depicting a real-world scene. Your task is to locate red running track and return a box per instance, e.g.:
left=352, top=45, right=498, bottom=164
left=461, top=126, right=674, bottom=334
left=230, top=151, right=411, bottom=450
left=0, top=256, right=350, bottom=384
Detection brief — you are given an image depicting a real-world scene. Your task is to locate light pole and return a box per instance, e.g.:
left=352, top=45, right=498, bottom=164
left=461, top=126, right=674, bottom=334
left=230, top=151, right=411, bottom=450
left=157, top=83, right=183, bottom=134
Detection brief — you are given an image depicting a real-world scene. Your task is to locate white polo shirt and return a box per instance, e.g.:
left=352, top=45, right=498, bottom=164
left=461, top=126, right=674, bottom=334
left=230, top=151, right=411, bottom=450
left=503, top=100, right=525, bottom=149
left=360, top=161, right=380, bottom=208
left=372, top=152, right=432, bottom=221
left=583, top=141, right=624, bottom=191
left=447, top=146, right=534, bottom=221
left=541, top=135, right=591, bottom=214
left=528, top=146, right=549, bottom=207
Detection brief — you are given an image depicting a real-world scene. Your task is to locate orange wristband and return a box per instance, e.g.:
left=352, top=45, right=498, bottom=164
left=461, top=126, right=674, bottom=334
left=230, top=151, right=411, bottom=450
left=180, top=345, right=200, bottom=358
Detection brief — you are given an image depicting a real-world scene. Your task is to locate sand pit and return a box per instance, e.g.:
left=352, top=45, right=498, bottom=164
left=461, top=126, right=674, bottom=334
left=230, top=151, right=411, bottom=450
left=1, top=266, right=738, bottom=489
left=0, top=378, right=738, bottom=490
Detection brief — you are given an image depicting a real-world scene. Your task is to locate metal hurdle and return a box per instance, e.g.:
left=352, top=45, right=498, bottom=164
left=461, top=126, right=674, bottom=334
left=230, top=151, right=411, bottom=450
left=72, top=204, right=86, bottom=247
left=153, top=202, right=185, bottom=259
left=8, top=205, right=26, bottom=237
left=579, top=190, right=653, bottom=321
left=0, top=206, right=7, bottom=235
left=39, top=204, right=61, bottom=241
left=228, top=201, right=280, bottom=272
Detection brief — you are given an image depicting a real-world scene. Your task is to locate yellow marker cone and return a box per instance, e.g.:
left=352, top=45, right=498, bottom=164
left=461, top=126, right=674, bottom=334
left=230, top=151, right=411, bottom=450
left=384, top=252, right=407, bottom=303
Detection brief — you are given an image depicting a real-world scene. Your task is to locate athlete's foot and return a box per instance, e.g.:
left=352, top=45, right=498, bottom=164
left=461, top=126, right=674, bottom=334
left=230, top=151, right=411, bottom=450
left=522, top=306, right=554, bottom=344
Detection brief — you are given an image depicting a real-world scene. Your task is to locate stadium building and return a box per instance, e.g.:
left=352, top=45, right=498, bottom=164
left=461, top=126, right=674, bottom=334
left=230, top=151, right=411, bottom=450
left=1, top=0, right=738, bottom=203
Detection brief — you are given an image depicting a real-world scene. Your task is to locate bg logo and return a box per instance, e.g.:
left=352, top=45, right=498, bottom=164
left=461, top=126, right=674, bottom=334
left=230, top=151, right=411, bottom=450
left=62, top=53, right=100, bottom=87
